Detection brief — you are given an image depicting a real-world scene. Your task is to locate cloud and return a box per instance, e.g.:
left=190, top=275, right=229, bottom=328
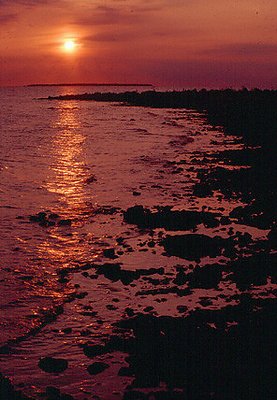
left=0, top=13, right=17, bottom=24
left=204, top=42, right=277, bottom=58
left=72, top=5, right=142, bottom=26
left=0, top=0, right=54, bottom=5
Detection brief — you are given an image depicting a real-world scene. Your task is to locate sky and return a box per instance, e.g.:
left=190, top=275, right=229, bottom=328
left=0, top=0, right=276, bottom=88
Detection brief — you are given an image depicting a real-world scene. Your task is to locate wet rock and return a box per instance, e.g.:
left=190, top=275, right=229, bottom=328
left=118, top=367, right=135, bottom=377
left=176, top=305, right=188, bottom=313
left=29, top=211, right=72, bottom=228
left=75, top=291, right=88, bottom=299
left=0, top=344, right=12, bottom=354
left=48, top=213, right=60, bottom=220
left=62, top=327, right=72, bottom=334
left=95, top=264, right=164, bottom=285
left=123, top=205, right=220, bottom=231
left=161, top=234, right=229, bottom=261
left=199, top=298, right=213, bottom=307
left=143, top=306, right=154, bottom=313
left=186, top=264, right=223, bottom=288
left=229, top=203, right=274, bottom=229
left=38, top=357, right=68, bottom=373
left=106, top=304, right=118, bottom=311
left=193, top=183, right=213, bottom=197
left=85, top=175, right=97, bottom=184
left=229, top=253, right=277, bottom=288
left=125, top=308, right=135, bottom=317
left=123, top=391, right=147, bottom=400
left=58, top=219, right=72, bottom=226
left=220, top=216, right=231, bottom=225
left=147, top=391, right=186, bottom=400
left=59, top=394, right=75, bottom=400
left=115, top=301, right=276, bottom=397
left=45, top=386, right=60, bottom=399
left=80, top=329, right=92, bottom=336
left=0, top=373, right=32, bottom=400
left=87, top=362, right=109, bottom=375
left=82, top=344, right=107, bottom=358
left=136, top=286, right=191, bottom=297
left=173, top=268, right=187, bottom=286
left=29, top=211, right=47, bottom=222
left=39, top=219, right=55, bottom=227
left=268, top=228, right=277, bottom=249
left=103, top=248, right=118, bottom=259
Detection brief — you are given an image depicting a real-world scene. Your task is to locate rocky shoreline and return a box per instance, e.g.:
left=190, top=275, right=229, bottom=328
left=1, top=90, right=276, bottom=399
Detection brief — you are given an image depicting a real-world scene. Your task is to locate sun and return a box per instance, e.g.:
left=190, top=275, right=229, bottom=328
left=63, top=40, right=76, bottom=52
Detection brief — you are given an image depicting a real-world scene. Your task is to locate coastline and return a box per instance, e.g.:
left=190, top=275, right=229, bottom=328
left=1, top=88, right=276, bottom=400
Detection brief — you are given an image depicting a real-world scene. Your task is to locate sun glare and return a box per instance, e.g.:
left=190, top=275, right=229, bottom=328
left=63, top=40, right=76, bottom=52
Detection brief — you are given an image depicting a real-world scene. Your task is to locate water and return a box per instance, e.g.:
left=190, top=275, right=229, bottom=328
left=0, top=87, right=274, bottom=399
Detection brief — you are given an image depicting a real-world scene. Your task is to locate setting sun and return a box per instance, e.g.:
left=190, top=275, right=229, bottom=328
left=63, top=39, right=76, bottom=52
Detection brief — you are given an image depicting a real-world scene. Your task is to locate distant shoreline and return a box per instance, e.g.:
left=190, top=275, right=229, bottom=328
left=26, top=83, right=153, bottom=87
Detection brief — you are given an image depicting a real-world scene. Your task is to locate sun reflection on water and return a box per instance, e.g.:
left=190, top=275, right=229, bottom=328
left=38, top=102, right=97, bottom=267
left=46, top=102, right=87, bottom=208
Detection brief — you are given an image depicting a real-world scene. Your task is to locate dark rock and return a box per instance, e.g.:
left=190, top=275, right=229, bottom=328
left=193, top=183, right=213, bottom=197
left=229, top=253, right=277, bottom=288
left=115, top=300, right=276, bottom=397
left=103, top=248, right=118, bottom=259
left=118, top=367, right=135, bottom=377
left=85, top=175, right=97, bottom=184
left=143, top=306, right=154, bottom=313
left=48, top=213, right=60, bottom=220
left=38, top=357, right=68, bottom=373
left=268, top=228, right=277, bottom=249
left=62, top=327, right=72, bottom=334
left=173, top=268, right=187, bottom=286
left=96, top=264, right=164, bottom=285
left=176, top=305, right=188, bottom=313
left=87, top=362, right=109, bottom=375
left=220, top=216, right=231, bottom=225
left=29, top=211, right=47, bottom=222
left=0, top=373, right=32, bottom=400
left=45, top=386, right=60, bottom=399
left=161, top=234, right=230, bottom=261
left=123, top=391, right=147, bottom=400
left=59, top=395, right=75, bottom=400
left=58, top=219, right=72, bottom=226
left=125, top=308, right=135, bottom=317
left=82, top=344, right=107, bottom=358
left=106, top=304, right=118, bottom=311
left=187, top=264, right=222, bottom=288
left=75, top=291, right=88, bottom=299
left=0, top=344, right=12, bottom=354
left=123, top=205, right=219, bottom=231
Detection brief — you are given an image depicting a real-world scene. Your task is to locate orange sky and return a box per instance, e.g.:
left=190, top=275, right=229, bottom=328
left=0, top=0, right=276, bottom=87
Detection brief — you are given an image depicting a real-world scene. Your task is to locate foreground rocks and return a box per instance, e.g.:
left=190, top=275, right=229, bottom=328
left=161, top=234, right=230, bottom=261
left=123, top=206, right=220, bottom=230
left=117, top=299, right=276, bottom=399
left=0, top=373, right=34, bottom=400
left=38, top=357, right=68, bottom=373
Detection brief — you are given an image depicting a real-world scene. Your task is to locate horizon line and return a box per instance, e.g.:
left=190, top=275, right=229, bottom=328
left=26, top=83, right=154, bottom=87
